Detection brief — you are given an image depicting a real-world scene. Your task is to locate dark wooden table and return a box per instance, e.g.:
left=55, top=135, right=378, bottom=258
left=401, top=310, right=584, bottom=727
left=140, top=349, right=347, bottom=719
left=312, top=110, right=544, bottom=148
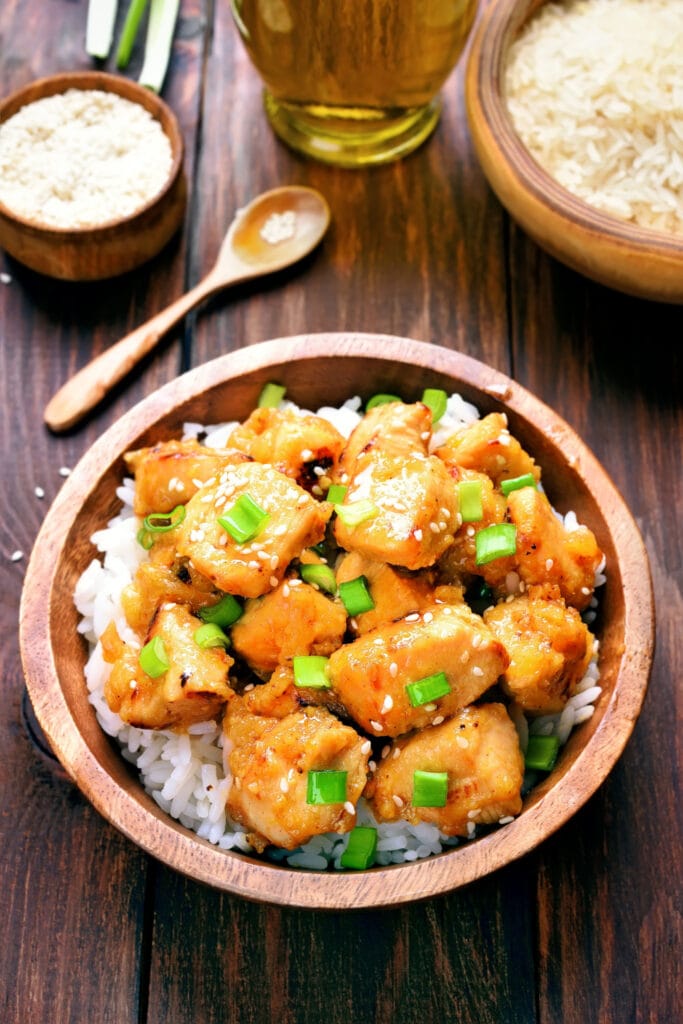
left=2, top=3, right=681, bottom=1022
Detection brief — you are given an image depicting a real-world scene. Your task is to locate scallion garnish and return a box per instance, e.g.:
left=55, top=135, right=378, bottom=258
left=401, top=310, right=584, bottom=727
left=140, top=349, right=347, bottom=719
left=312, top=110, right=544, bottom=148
left=198, top=593, right=243, bottom=628
left=138, top=0, right=180, bottom=93
left=412, top=770, right=448, bottom=808
left=218, top=493, right=269, bottom=543
left=139, top=635, right=169, bottom=678
left=142, top=503, right=186, bottom=533
left=85, top=0, right=118, bottom=58
left=338, top=576, right=375, bottom=616
left=340, top=826, right=377, bottom=870
left=326, top=483, right=348, bottom=504
left=501, top=473, right=537, bottom=496
left=365, top=393, right=402, bottom=410
left=293, top=655, right=331, bottom=690
left=475, top=523, right=517, bottom=565
left=115, top=0, right=150, bottom=68
left=306, top=769, right=347, bottom=805
left=334, top=499, right=379, bottom=528
left=421, top=388, right=448, bottom=423
left=257, top=382, right=286, bottom=408
left=405, top=671, right=451, bottom=708
left=137, top=526, right=155, bottom=550
left=300, top=563, right=337, bottom=595
left=458, top=480, right=484, bottom=523
left=525, top=735, right=560, bottom=772
left=193, top=623, right=230, bottom=650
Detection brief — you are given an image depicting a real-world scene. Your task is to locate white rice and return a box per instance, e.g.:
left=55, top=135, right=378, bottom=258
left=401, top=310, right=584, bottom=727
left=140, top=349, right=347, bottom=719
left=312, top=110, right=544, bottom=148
left=74, top=394, right=603, bottom=870
left=504, top=0, right=683, bottom=235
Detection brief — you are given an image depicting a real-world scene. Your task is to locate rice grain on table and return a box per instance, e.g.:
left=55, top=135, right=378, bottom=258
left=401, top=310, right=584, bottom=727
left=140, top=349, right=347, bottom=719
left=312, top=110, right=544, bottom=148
left=504, top=0, right=683, bottom=235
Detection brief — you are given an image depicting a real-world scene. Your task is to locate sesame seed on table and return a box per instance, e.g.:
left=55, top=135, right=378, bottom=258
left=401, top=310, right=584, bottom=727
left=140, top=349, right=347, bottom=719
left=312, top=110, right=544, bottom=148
left=0, top=2, right=680, bottom=1023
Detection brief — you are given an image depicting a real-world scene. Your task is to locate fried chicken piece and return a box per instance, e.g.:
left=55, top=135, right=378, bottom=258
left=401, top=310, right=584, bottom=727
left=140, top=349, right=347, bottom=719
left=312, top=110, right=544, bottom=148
left=435, top=412, right=540, bottom=487
left=335, top=551, right=437, bottom=635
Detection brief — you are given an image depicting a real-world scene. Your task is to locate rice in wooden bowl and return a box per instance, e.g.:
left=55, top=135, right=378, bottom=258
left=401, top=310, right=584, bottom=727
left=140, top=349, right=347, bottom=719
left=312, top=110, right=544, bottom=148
left=19, top=334, right=654, bottom=908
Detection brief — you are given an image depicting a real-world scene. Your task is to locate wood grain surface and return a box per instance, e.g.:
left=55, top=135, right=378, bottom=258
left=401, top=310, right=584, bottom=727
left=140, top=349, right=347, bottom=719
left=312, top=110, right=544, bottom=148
left=1, top=1, right=681, bottom=1022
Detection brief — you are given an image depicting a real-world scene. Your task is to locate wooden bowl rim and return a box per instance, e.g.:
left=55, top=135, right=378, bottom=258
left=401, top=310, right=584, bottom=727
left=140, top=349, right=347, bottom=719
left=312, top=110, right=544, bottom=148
left=19, top=333, right=655, bottom=908
left=0, top=70, right=184, bottom=237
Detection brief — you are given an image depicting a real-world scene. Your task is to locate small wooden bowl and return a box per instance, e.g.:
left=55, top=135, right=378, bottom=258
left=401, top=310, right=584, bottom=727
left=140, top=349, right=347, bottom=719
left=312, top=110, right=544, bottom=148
left=19, top=334, right=654, bottom=908
left=0, top=71, right=186, bottom=280
left=465, top=0, right=683, bottom=303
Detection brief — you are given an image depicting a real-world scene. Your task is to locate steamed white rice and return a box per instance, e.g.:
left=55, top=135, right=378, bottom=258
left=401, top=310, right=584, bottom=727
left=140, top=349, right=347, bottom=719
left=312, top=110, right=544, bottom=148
left=74, top=394, right=604, bottom=870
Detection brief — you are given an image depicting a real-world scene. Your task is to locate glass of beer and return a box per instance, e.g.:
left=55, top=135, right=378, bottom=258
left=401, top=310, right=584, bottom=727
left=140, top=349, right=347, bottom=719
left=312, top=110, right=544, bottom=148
left=230, top=0, right=479, bottom=167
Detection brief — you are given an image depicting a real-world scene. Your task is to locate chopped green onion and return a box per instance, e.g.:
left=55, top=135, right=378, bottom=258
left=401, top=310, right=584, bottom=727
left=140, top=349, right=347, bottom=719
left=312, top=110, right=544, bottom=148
left=340, top=826, right=378, bottom=870
left=85, top=0, right=118, bottom=58
left=115, top=0, right=150, bottom=68
left=218, top=493, right=269, bottom=543
left=525, top=735, right=560, bottom=772
left=142, top=503, right=186, bottom=533
left=458, top=480, right=483, bottom=523
left=405, top=671, right=451, bottom=708
left=334, top=499, right=379, bottom=528
left=138, top=0, right=180, bottom=93
left=366, top=393, right=402, bottom=411
left=257, top=382, right=286, bottom=408
left=501, top=473, right=537, bottom=496
left=306, top=769, right=347, bottom=805
left=338, top=576, right=375, bottom=616
left=293, top=655, right=331, bottom=690
left=421, top=388, right=448, bottom=423
left=137, top=526, right=155, bottom=550
left=139, top=636, right=169, bottom=678
left=475, top=523, right=517, bottom=565
left=198, top=593, right=243, bottom=628
left=300, top=563, right=337, bottom=595
left=193, top=623, right=231, bottom=650
left=412, top=771, right=449, bottom=808
left=326, top=483, right=348, bottom=504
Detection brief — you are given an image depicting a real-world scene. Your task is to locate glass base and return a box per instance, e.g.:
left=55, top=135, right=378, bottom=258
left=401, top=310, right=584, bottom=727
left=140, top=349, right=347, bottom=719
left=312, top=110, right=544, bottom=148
left=263, top=92, right=442, bottom=168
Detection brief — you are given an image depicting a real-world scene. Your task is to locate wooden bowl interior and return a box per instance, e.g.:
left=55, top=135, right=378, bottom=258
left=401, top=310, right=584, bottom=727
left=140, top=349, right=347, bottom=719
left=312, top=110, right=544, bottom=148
left=21, top=335, right=653, bottom=907
left=465, top=0, right=683, bottom=303
left=0, top=72, right=186, bottom=280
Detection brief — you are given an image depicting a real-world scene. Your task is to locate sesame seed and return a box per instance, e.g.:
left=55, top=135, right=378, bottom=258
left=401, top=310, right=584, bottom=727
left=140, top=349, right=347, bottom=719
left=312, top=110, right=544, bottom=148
left=423, top=611, right=434, bottom=623
left=289, top=579, right=302, bottom=587
left=420, top=431, right=431, bottom=441
left=279, top=778, right=289, bottom=793
left=257, top=550, right=270, bottom=560
left=405, top=612, right=420, bottom=622
left=247, top=781, right=259, bottom=793
left=270, top=554, right=279, bottom=569
left=461, top=651, right=470, bottom=664
left=581, top=587, right=591, bottom=595
left=10, top=550, right=23, bottom=562
left=129, top=679, right=136, bottom=690
left=297, top=493, right=309, bottom=505
left=274, top=523, right=287, bottom=535
left=344, top=801, right=356, bottom=816
left=471, top=634, right=482, bottom=648
left=270, top=576, right=279, bottom=587
left=218, top=534, right=228, bottom=546
left=392, top=747, right=401, bottom=759
left=349, top=617, right=358, bottom=630
left=244, top=684, right=255, bottom=692
left=432, top=715, right=445, bottom=725
left=414, top=529, right=423, bottom=541
left=312, top=485, right=323, bottom=496
left=456, top=735, right=469, bottom=749
left=313, top=465, right=325, bottom=477
left=58, top=466, right=71, bottom=477
left=341, top=473, right=349, bottom=484
left=468, top=809, right=481, bottom=819
left=0, top=272, right=12, bottom=284
left=389, top=662, right=398, bottom=678
left=381, top=745, right=391, bottom=759
left=466, top=821, right=476, bottom=837
left=392, top=795, right=405, bottom=809
left=499, top=433, right=511, bottom=447
left=282, top=584, right=290, bottom=597
left=472, top=666, right=484, bottom=677
left=34, top=486, right=45, bottom=499
left=545, top=558, right=554, bottom=571
left=429, top=522, right=440, bottom=534
left=361, top=740, right=372, bottom=755
left=440, top=507, right=451, bottom=518
left=466, top=525, right=475, bottom=537
left=370, top=720, right=383, bottom=733
left=368, top=760, right=377, bottom=772
left=301, top=449, right=313, bottom=461
left=498, top=815, right=514, bottom=825
left=424, top=703, right=437, bottom=712
left=248, top=560, right=260, bottom=570
left=381, top=694, right=394, bottom=713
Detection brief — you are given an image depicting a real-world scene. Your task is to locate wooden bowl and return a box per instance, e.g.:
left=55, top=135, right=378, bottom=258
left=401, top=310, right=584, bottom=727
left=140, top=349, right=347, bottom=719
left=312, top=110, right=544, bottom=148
left=0, top=71, right=186, bottom=280
left=19, top=334, right=654, bottom=908
left=465, top=0, right=683, bottom=303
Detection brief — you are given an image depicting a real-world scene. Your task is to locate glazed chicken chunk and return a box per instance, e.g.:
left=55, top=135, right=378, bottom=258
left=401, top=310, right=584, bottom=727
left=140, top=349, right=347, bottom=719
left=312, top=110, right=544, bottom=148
left=176, top=461, right=331, bottom=599
left=484, top=584, right=595, bottom=714
left=367, top=703, right=524, bottom=836
left=435, top=412, right=540, bottom=487
left=338, top=400, right=433, bottom=472
left=225, top=704, right=370, bottom=851
left=335, top=551, right=437, bottom=635
left=121, top=561, right=220, bottom=635
left=102, top=603, right=234, bottom=729
left=327, top=602, right=508, bottom=737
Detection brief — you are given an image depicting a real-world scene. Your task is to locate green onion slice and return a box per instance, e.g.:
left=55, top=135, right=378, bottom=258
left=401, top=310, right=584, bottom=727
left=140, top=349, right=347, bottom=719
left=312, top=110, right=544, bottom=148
left=300, top=563, right=337, bottom=595
left=257, top=382, right=286, bottom=408
left=142, top=504, right=186, bottom=533
left=218, top=493, right=269, bottom=543
left=412, top=770, right=449, bottom=808
left=338, top=576, right=375, bottom=616
left=366, top=393, right=402, bottom=411
left=458, top=480, right=483, bottom=523
left=475, top=523, right=517, bottom=565
left=340, top=826, right=378, bottom=870
left=137, top=526, right=155, bottom=550
left=326, top=483, right=348, bottom=505
left=139, top=636, right=169, bottom=678
left=501, top=473, right=537, bottom=496
left=193, top=623, right=230, bottom=650
left=198, top=593, right=243, bottom=628
left=525, top=735, right=560, bottom=772
left=115, top=0, right=150, bottom=68
left=334, top=499, right=379, bottom=529
left=293, top=655, right=331, bottom=690
left=306, top=769, right=347, bottom=805
left=421, top=388, right=448, bottom=424
left=405, top=671, right=451, bottom=708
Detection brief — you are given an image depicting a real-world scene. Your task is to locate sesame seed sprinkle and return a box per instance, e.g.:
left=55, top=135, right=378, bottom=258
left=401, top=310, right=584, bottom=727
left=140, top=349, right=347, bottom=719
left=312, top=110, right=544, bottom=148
left=344, top=801, right=355, bottom=816
left=429, top=522, right=440, bottom=534
left=432, top=715, right=445, bottom=726
left=361, top=740, right=372, bottom=754
left=392, top=747, right=401, bottom=759
left=472, top=666, right=484, bottom=677
left=34, top=486, right=45, bottom=499
left=389, top=662, right=398, bottom=678
left=392, top=795, right=404, bottom=809
left=545, top=558, right=554, bottom=571
left=381, top=694, right=393, bottom=713
left=279, top=778, right=289, bottom=793
left=423, top=611, right=434, bottom=623
left=456, top=735, right=469, bottom=749
left=370, top=720, right=383, bottom=732
left=58, top=466, right=71, bottom=477
left=414, top=529, right=423, bottom=541
left=10, top=550, right=23, bottom=562
left=405, top=612, right=420, bottom=622
left=269, top=576, right=279, bottom=587
left=381, top=745, right=391, bottom=759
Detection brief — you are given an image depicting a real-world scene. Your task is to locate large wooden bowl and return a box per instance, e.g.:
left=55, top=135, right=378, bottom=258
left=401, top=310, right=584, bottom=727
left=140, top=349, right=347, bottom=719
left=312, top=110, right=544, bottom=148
left=0, top=72, right=186, bottom=280
left=465, top=0, right=683, bottom=303
left=19, top=334, right=654, bottom=908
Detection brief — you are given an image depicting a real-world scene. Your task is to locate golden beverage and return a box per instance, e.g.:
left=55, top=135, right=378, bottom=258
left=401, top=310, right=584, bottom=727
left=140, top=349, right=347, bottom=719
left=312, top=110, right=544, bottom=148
left=230, top=0, right=479, bottom=166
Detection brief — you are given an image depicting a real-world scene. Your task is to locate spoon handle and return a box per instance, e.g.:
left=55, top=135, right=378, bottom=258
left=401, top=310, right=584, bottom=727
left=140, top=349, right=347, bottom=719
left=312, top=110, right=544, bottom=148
left=44, top=272, right=223, bottom=433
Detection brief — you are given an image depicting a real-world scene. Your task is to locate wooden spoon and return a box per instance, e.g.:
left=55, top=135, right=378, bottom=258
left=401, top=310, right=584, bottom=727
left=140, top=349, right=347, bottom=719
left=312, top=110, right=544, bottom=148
left=44, top=186, right=331, bottom=432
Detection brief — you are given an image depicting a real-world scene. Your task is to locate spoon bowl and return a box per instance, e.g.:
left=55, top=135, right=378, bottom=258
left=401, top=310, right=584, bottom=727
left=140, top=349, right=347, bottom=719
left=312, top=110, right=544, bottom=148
left=43, top=186, right=330, bottom=432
